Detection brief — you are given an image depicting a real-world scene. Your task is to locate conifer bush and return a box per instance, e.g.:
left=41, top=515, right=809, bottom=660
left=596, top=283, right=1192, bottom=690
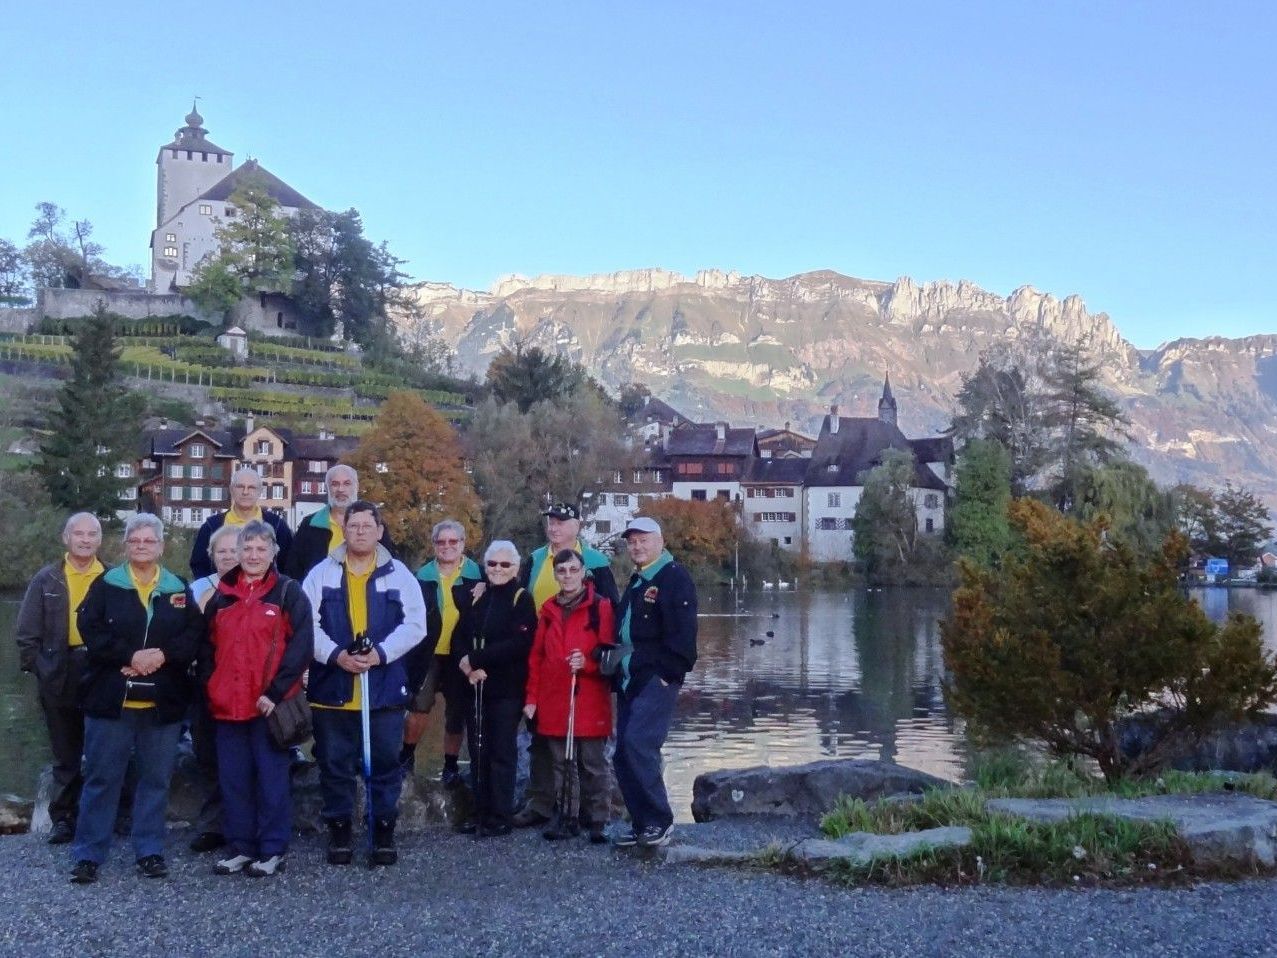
left=941, top=498, right=1277, bottom=783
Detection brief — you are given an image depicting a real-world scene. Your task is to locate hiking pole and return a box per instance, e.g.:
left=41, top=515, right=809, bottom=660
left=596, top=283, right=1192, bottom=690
left=360, top=667, right=373, bottom=850
left=565, top=670, right=577, bottom=827
left=473, top=677, right=485, bottom=825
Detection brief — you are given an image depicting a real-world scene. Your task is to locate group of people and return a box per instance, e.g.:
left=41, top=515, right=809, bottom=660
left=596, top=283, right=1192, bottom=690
left=15, top=463, right=699, bottom=884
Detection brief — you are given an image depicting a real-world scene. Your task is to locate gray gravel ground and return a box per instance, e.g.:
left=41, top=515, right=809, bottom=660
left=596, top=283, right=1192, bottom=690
left=3, top=826, right=1277, bottom=958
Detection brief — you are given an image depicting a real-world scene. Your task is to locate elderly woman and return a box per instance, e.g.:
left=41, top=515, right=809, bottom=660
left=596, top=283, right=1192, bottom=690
left=453, top=540, right=536, bottom=836
left=200, top=520, right=313, bottom=878
left=191, top=524, right=240, bottom=611
left=70, top=514, right=202, bottom=884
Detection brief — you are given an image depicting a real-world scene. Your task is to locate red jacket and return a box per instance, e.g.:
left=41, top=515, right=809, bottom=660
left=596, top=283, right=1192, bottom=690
left=202, top=568, right=312, bottom=722
left=526, top=583, right=614, bottom=738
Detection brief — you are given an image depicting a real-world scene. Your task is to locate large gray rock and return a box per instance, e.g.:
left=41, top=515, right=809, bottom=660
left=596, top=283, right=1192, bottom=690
left=691, top=759, right=952, bottom=822
left=1120, top=713, right=1277, bottom=775
left=0, top=794, right=33, bottom=835
left=791, top=826, right=972, bottom=864
left=986, top=793, right=1277, bottom=867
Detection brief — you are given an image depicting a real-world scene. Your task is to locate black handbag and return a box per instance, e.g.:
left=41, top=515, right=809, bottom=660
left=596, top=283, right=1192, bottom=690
left=262, top=581, right=312, bottom=750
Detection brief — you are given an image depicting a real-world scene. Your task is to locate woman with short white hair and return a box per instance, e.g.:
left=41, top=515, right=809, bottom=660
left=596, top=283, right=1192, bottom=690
left=453, top=540, right=537, bottom=836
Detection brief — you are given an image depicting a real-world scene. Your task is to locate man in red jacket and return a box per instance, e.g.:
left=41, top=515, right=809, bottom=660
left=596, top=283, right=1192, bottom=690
left=524, top=549, right=614, bottom=844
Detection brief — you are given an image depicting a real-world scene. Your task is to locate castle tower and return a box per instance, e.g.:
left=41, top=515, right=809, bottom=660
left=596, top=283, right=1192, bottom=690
left=877, top=371, right=898, bottom=427
left=156, top=104, right=233, bottom=228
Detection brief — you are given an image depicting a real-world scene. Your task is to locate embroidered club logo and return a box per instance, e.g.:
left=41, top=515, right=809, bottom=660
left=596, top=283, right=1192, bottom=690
left=643, top=586, right=658, bottom=604
left=170, top=593, right=187, bottom=608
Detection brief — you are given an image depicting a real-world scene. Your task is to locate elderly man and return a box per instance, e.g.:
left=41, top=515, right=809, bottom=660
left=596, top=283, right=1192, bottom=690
left=611, top=516, right=697, bottom=848
left=514, top=501, right=619, bottom=827
left=287, top=464, right=396, bottom=579
left=403, top=519, right=483, bottom=783
left=15, top=513, right=108, bottom=844
left=303, top=501, right=427, bottom=867
left=190, top=467, right=293, bottom=580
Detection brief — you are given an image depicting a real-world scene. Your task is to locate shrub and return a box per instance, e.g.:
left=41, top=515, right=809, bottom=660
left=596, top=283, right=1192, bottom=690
left=941, top=498, right=1277, bottom=783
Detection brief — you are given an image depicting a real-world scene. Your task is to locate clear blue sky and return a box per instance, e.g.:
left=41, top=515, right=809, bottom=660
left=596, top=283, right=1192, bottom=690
left=3, top=1, right=1273, bottom=348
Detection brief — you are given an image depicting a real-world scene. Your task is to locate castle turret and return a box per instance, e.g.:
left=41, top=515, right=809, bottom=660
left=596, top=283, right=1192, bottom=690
left=877, top=372, right=898, bottom=427
left=156, top=104, right=233, bottom=229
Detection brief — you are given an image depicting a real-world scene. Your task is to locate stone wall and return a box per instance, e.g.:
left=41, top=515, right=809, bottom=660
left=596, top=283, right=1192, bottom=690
left=0, top=307, right=36, bottom=333
left=36, top=288, right=217, bottom=324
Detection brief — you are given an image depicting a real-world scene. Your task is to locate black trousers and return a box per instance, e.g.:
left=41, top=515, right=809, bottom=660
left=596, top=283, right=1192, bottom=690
left=190, top=691, right=223, bottom=834
left=465, top=696, right=522, bottom=827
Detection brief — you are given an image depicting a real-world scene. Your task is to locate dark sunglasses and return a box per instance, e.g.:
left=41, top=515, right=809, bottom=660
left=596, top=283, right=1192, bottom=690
left=486, top=560, right=515, bottom=569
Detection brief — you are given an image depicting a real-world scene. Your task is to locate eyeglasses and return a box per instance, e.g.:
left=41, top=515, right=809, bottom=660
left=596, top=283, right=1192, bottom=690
left=553, top=566, right=583, bottom=576
left=126, top=538, right=161, bottom=546
left=486, top=560, right=515, bottom=569
left=345, top=524, right=379, bottom=534
left=434, top=538, right=461, bottom=546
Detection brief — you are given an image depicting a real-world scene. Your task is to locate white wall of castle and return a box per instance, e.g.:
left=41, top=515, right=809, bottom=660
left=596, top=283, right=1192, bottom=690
left=157, top=147, right=232, bottom=231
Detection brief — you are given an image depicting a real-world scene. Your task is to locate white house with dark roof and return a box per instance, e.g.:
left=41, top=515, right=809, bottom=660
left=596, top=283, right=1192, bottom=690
left=803, top=376, right=951, bottom=562
left=149, top=106, right=318, bottom=294
left=666, top=421, right=758, bottom=502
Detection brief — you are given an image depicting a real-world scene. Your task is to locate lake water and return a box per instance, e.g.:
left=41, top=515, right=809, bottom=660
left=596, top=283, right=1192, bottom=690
left=4, top=586, right=1275, bottom=822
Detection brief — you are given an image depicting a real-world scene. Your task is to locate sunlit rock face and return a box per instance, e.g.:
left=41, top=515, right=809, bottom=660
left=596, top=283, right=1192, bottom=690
left=398, top=269, right=1277, bottom=504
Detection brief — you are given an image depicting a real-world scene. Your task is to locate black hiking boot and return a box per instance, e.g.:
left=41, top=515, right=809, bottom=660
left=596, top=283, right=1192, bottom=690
left=370, top=817, right=397, bottom=866
left=326, top=818, right=353, bottom=865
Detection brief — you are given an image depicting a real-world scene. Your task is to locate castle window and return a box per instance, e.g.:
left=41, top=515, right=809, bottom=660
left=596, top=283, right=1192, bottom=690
left=225, top=207, right=237, bottom=218
left=163, top=246, right=178, bottom=258
left=201, top=152, right=208, bottom=162
left=199, top=204, right=212, bottom=215
left=171, top=149, right=178, bottom=158
left=165, top=233, right=176, bottom=242
left=827, top=492, right=841, bottom=508
left=186, top=151, right=192, bottom=159
left=217, top=154, right=224, bottom=163
left=924, top=494, right=940, bottom=509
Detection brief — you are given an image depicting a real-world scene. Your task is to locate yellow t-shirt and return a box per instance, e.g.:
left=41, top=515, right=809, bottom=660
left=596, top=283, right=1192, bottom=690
left=223, top=506, right=263, bottom=528
left=64, top=555, right=104, bottom=648
left=435, top=567, right=461, bottom=656
left=316, top=563, right=371, bottom=712
left=328, top=510, right=345, bottom=554
left=532, top=538, right=585, bottom=610
left=125, top=565, right=160, bottom=710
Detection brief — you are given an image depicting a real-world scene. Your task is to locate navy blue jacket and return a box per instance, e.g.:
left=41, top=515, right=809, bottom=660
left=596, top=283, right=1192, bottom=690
left=615, top=554, right=698, bottom=697
left=301, top=544, right=427, bottom=710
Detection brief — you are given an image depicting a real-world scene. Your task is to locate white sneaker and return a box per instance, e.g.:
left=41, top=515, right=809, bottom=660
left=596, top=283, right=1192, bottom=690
left=247, top=854, right=286, bottom=877
left=214, top=854, right=254, bottom=875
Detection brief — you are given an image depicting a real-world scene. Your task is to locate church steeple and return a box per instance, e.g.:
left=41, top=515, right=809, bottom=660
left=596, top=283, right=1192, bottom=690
left=877, top=371, right=898, bottom=427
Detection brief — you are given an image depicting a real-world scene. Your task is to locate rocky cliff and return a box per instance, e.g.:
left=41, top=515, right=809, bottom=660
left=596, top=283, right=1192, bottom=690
left=401, top=268, right=1277, bottom=501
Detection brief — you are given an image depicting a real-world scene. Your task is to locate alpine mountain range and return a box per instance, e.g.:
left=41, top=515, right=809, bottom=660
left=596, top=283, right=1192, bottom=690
left=401, top=268, right=1277, bottom=504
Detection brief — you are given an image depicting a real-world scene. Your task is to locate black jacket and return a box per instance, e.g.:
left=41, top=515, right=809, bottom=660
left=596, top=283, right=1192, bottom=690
left=76, top=565, right=203, bottom=723
left=14, top=561, right=103, bottom=701
left=452, top=579, right=536, bottom=702
left=406, top=556, right=484, bottom=694
left=284, top=507, right=397, bottom=581
left=615, top=554, right=698, bottom=697
left=189, top=509, right=294, bottom=579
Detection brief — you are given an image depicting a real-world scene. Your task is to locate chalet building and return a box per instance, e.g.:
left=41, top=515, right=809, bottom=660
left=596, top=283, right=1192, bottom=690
left=666, top=421, right=758, bottom=502
left=582, top=451, right=673, bottom=547
left=238, top=420, right=292, bottom=513
left=137, top=426, right=237, bottom=528
left=626, top=395, right=687, bottom=450
left=756, top=423, right=817, bottom=459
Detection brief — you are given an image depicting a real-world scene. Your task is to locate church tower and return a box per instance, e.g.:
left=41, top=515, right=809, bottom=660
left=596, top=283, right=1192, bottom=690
left=877, top=372, right=898, bottom=427
left=155, top=104, right=233, bottom=229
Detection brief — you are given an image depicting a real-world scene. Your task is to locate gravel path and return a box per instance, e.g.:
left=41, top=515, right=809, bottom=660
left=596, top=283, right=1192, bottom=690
left=2, top=827, right=1276, bottom=957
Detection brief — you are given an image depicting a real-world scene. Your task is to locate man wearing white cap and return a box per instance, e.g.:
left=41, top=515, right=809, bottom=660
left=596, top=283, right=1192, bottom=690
left=610, top=516, right=697, bottom=848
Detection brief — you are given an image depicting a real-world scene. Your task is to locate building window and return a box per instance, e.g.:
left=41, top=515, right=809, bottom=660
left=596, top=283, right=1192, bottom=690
left=168, top=464, right=183, bottom=479
left=716, top=490, right=730, bottom=501
left=924, top=494, right=940, bottom=509
left=199, top=204, right=212, bottom=215
left=170, top=487, right=183, bottom=502
left=163, top=246, right=178, bottom=258
left=612, top=470, right=622, bottom=483
left=595, top=520, right=612, bottom=534
left=209, top=487, right=224, bottom=501
left=189, top=443, right=206, bottom=458
left=224, top=206, right=237, bottom=218
left=272, top=484, right=285, bottom=500
left=925, top=517, right=935, bottom=533
left=317, top=482, right=327, bottom=494
left=165, top=232, right=176, bottom=243
left=309, top=460, right=325, bottom=473
left=375, top=462, right=389, bottom=474
left=780, top=487, right=794, bottom=498
left=189, top=486, right=203, bottom=501
left=691, top=490, right=707, bottom=501
left=255, top=440, right=271, bottom=455
left=613, top=494, right=631, bottom=507
left=677, top=462, right=704, bottom=476
left=633, top=470, right=643, bottom=483
left=119, top=487, right=137, bottom=501
left=115, top=463, right=133, bottom=478
left=746, top=488, right=756, bottom=498
left=189, top=464, right=204, bottom=480
left=716, top=462, right=734, bottom=475
left=827, top=492, right=841, bottom=508
left=783, top=536, right=793, bottom=546
left=192, top=508, right=205, bottom=524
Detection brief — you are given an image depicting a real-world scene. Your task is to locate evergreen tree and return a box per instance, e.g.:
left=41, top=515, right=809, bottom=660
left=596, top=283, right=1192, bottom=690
left=344, top=391, right=483, bottom=566
left=949, top=438, right=1012, bottom=568
left=1214, top=481, right=1272, bottom=568
left=35, top=305, right=142, bottom=521
left=485, top=344, right=587, bottom=413
left=1075, top=459, right=1176, bottom=555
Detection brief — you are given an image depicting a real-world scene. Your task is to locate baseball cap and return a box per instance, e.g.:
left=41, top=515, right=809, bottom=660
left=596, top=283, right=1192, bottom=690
left=621, top=516, right=661, bottom=538
left=543, top=502, right=580, bottom=520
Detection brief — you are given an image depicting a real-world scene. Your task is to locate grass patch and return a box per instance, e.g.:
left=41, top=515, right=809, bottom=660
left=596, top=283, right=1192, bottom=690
left=797, top=753, right=1276, bottom=888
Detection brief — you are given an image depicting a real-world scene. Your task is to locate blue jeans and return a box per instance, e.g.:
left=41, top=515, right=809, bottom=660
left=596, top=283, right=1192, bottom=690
left=215, top=718, right=292, bottom=858
left=312, top=707, right=405, bottom=822
left=614, top=677, right=680, bottom=832
left=73, top=711, right=181, bottom=864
